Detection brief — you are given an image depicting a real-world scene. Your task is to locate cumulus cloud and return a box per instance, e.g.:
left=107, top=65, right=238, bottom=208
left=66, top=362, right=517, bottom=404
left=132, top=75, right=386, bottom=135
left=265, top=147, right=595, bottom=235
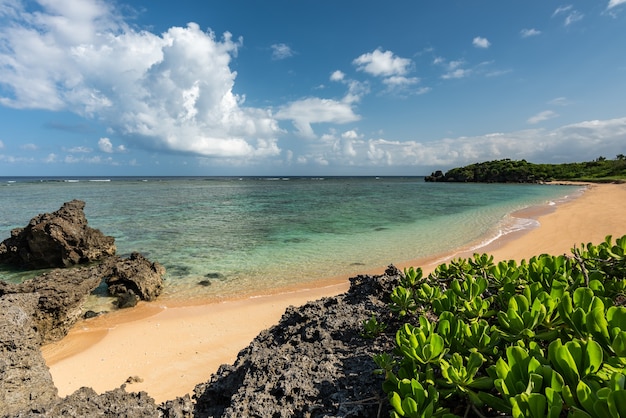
left=520, top=28, right=541, bottom=38
left=383, top=76, right=419, bottom=87
left=98, top=137, right=126, bottom=153
left=271, top=43, right=294, bottom=60
left=472, top=36, right=491, bottom=48
left=297, top=117, right=626, bottom=170
left=275, top=97, right=360, bottom=138
left=528, top=110, right=559, bottom=124
left=0, top=0, right=283, bottom=159
left=330, top=70, right=345, bottom=82
left=353, top=48, right=412, bottom=77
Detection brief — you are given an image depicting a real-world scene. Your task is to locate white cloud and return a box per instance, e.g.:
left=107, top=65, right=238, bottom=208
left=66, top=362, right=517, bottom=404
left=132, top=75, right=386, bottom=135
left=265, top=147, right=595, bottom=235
left=608, top=0, right=626, bottom=9
left=275, top=97, right=360, bottom=138
left=0, top=140, right=4, bottom=149
left=564, top=11, right=584, bottom=25
left=330, top=70, right=345, bottom=82
left=528, top=110, right=559, bottom=124
left=353, top=48, right=412, bottom=77
left=383, top=76, right=420, bottom=87
left=67, top=146, right=92, bottom=153
left=549, top=97, right=572, bottom=106
left=552, top=5, right=573, bottom=16
left=271, top=43, right=294, bottom=60
left=298, top=117, right=626, bottom=170
left=552, top=5, right=583, bottom=25
left=520, top=28, right=541, bottom=38
left=442, top=69, right=471, bottom=79
left=434, top=58, right=472, bottom=80
left=472, top=36, right=491, bottom=48
left=98, top=137, right=127, bottom=153
left=0, top=1, right=283, bottom=160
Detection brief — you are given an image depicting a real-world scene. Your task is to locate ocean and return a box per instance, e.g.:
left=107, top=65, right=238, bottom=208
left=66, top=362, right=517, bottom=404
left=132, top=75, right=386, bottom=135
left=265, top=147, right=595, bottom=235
left=0, top=177, right=582, bottom=308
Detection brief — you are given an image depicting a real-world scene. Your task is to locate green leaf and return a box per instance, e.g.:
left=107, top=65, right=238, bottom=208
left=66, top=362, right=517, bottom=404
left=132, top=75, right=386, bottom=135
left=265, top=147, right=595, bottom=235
left=586, top=340, right=604, bottom=376
left=545, top=387, right=563, bottom=418
left=527, top=393, right=547, bottom=418
left=612, top=332, right=626, bottom=357
left=401, top=396, right=419, bottom=418
left=576, top=380, right=594, bottom=414
left=389, top=392, right=404, bottom=416
left=608, top=390, right=626, bottom=418
left=478, top=391, right=511, bottom=414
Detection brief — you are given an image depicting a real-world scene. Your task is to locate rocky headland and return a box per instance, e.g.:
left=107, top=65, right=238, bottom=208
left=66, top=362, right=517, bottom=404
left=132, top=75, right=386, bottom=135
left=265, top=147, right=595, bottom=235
left=1, top=201, right=397, bottom=417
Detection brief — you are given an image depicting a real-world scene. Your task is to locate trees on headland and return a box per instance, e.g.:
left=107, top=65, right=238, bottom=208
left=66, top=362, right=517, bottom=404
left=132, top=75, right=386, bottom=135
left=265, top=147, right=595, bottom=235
left=425, top=156, right=626, bottom=183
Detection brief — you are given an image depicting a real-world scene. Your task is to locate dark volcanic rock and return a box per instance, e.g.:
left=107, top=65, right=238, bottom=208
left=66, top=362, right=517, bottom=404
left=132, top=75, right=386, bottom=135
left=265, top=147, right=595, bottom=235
left=192, top=266, right=401, bottom=418
left=106, top=252, right=165, bottom=301
left=0, top=264, right=105, bottom=344
left=0, top=294, right=58, bottom=417
left=0, top=254, right=165, bottom=344
left=0, top=200, right=116, bottom=269
left=116, top=291, right=139, bottom=309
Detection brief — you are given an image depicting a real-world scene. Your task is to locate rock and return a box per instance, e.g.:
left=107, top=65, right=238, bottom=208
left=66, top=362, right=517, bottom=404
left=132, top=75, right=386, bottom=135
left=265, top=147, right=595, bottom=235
left=83, top=310, right=100, bottom=319
left=192, top=266, right=402, bottom=417
left=0, top=264, right=105, bottom=344
left=0, top=293, right=58, bottom=417
left=0, top=253, right=165, bottom=344
left=116, top=291, right=139, bottom=309
left=106, top=252, right=165, bottom=301
left=0, top=200, right=116, bottom=269
left=38, top=387, right=160, bottom=417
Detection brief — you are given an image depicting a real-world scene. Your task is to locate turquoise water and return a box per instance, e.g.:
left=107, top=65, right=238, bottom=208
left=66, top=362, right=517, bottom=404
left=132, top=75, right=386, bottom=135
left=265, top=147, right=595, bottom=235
left=0, top=177, right=582, bottom=304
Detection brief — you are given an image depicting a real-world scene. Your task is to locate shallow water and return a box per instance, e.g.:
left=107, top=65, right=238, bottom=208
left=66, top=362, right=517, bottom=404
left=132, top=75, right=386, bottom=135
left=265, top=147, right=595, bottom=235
left=0, top=177, right=581, bottom=307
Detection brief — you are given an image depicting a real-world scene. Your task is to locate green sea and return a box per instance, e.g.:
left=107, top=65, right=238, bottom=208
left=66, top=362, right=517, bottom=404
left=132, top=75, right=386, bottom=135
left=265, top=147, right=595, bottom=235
left=0, top=177, right=582, bottom=307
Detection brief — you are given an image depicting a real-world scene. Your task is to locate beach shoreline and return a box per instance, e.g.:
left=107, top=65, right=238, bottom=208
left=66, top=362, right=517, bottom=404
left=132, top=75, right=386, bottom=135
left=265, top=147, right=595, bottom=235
left=41, top=182, right=626, bottom=403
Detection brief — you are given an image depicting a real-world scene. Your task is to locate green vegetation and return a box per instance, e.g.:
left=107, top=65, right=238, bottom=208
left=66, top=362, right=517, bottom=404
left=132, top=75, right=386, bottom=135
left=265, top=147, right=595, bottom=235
left=367, top=235, right=626, bottom=417
left=425, top=155, right=626, bottom=183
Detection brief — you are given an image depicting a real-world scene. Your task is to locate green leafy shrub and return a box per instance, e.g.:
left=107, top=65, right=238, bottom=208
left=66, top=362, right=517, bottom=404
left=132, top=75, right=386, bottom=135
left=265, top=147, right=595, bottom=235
left=372, top=235, right=626, bottom=417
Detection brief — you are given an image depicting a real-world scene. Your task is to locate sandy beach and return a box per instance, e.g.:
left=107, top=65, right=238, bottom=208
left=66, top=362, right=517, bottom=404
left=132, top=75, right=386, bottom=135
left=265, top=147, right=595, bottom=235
left=41, top=182, right=626, bottom=404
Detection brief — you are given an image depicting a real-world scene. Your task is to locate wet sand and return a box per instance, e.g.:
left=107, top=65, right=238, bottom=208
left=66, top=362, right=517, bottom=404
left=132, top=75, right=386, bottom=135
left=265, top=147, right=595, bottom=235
left=41, top=182, right=626, bottom=403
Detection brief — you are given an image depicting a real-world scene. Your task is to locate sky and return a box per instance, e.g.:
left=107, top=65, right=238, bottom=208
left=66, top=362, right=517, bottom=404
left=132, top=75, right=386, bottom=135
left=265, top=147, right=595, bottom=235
left=0, top=1, right=625, bottom=176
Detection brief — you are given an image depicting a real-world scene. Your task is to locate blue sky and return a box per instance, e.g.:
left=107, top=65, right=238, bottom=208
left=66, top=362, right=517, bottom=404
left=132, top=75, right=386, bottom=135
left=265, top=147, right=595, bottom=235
left=1, top=0, right=625, bottom=176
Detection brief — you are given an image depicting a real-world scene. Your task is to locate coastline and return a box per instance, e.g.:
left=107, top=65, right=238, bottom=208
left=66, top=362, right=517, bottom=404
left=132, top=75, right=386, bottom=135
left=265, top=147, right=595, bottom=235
left=41, top=182, right=626, bottom=404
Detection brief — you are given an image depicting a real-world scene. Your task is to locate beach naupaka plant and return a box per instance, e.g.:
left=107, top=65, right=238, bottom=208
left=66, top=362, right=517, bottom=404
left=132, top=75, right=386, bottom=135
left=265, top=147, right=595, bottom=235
left=371, top=234, right=626, bottom=418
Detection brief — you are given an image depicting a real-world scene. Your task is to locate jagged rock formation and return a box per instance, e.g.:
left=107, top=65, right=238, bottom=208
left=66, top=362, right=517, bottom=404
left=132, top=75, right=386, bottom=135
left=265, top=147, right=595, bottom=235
left=106, top=252, right=166, bottom=302
left=0, top=293, right=58, bottom=417
left=192, top=267, right=401, bottom=417
left=0, top=255, right=166, bottom=345
left=0, top=200, right=116, bottom=269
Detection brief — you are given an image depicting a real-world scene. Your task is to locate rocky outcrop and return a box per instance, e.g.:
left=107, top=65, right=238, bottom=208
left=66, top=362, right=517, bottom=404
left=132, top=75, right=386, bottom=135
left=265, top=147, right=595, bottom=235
left=192, top=267, right=401, bottom=417
left=0, top=255, right=166, bottom=344
left=106, top=252, right=166, bottom=302
left=0, top=265, right=104, bottom=344
left=0, top=293, right=58, bottom=417
left=0, top=200, right=116, bottom=269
